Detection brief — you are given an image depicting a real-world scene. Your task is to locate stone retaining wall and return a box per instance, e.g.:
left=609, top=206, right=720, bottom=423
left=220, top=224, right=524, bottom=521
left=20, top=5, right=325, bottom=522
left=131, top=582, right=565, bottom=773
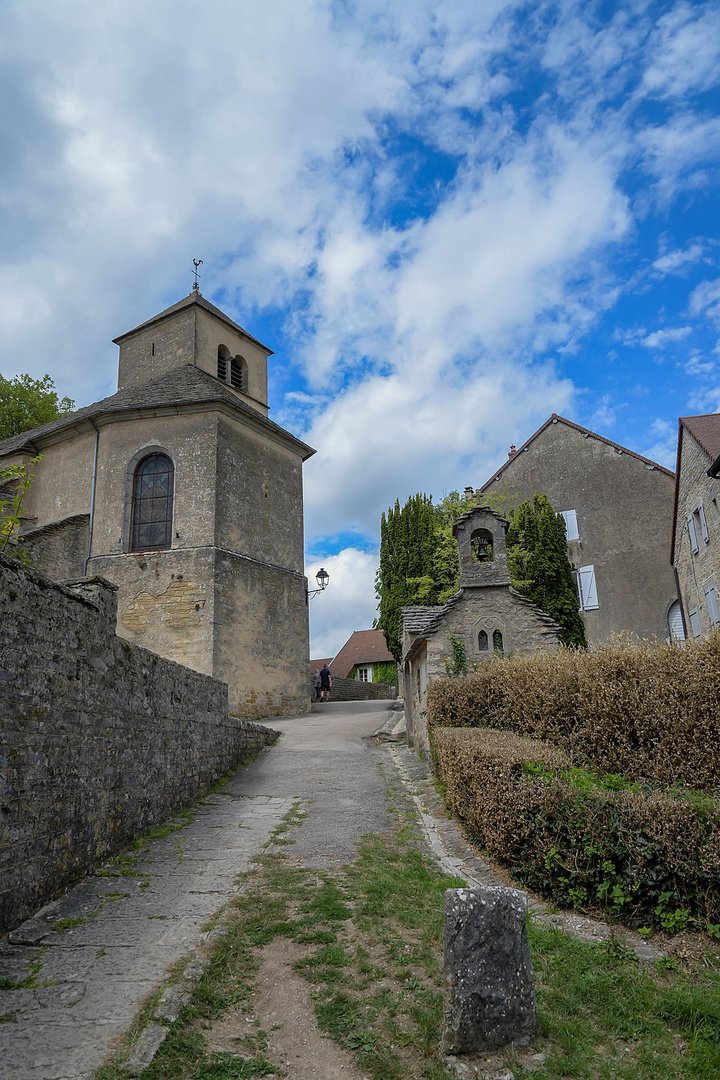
left=0, top=553, right=278, bottom=935
left=327, top=675, right=398, bottom=701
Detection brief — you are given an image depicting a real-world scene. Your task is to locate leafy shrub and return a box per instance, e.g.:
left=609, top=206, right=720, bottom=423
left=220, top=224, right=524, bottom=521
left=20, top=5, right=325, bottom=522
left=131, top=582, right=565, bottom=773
left=433, top=728, right=720, bottom=929
left=427, top=634, right=720, bottom=791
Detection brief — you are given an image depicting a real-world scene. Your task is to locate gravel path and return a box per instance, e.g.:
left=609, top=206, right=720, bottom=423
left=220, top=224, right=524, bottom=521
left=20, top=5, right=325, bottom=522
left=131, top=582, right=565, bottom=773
left=0, top=701, right=395, bottom=1080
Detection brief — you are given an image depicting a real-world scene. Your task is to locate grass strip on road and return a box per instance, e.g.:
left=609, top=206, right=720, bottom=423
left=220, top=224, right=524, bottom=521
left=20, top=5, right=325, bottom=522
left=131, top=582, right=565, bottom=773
left=95, top=784, right=720, bottom=1080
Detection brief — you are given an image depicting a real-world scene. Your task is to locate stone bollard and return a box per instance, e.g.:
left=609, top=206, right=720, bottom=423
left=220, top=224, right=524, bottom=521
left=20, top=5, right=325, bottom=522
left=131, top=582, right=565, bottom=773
left=442, top=886, right=536, bottom=1055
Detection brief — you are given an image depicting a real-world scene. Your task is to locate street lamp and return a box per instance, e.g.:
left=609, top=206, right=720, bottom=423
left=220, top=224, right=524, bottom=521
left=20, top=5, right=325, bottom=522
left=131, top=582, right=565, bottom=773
left=307, top=567, right=330, bottom=599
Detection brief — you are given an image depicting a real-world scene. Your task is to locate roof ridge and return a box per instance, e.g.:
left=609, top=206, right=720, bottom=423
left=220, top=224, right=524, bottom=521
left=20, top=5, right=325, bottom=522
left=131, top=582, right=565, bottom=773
left=0, top=364, right=313, bottom=459
left=480, top=413, right=674, bottom=490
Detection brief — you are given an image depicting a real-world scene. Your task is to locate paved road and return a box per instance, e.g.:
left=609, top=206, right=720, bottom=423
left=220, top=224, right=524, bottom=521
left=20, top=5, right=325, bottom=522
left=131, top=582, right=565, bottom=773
left=0, top=700, right=396, bottom=1080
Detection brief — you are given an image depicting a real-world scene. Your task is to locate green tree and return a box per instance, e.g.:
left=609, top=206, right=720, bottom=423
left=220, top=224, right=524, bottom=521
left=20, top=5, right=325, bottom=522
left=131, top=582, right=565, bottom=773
left=506, top=493, right=587, bottom=647
left=0, top=373, right=74, bottom=442
left=0, top=456, right=42, bottom=566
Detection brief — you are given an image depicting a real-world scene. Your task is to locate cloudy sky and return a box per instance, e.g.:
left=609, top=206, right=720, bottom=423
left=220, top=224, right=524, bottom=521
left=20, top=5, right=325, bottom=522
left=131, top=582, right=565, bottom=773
left=2, top=0, right=720, bottom=656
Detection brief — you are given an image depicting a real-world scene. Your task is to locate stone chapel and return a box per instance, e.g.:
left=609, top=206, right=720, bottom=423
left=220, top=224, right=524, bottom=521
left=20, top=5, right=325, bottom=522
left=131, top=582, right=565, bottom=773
left=0, top=288, right=314, bottom=717
left=401, top=504, right=562, bottom=755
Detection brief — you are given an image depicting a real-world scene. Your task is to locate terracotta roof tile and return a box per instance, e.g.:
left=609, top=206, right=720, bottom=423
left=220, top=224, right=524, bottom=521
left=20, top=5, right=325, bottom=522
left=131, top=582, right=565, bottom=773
left=680, top=414, right=720, bottom=462
left=329, top=629, right=395, bottom=677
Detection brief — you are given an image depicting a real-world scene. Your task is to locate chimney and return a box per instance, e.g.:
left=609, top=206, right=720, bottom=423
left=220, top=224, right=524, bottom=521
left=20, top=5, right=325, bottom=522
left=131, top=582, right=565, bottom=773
left=463, top=486, right=475, bottom=500
left=508, top=445, right=517, bottom=458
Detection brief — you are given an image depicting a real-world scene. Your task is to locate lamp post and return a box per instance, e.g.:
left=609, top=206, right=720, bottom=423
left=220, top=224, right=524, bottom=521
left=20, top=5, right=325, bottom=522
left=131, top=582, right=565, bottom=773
left=307, top=567, right=330, bottom=599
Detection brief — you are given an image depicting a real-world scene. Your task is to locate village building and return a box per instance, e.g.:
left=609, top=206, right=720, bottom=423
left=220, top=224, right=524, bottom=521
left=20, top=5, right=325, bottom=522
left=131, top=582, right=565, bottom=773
left=0, top=288, right=315, bottom=717
left=328, top=628, right=395, bottom=682
left=401, top=505, right=562, bottom=755
left=670, top=413, right=720, bottom=640
left=479, top=414, right=678, bottom=645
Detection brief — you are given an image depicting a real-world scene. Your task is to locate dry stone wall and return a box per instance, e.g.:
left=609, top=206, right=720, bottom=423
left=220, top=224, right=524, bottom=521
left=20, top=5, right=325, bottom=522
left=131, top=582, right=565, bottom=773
left=0, top=553, right=278, bottom=935
left=327, top=675, right=398, bottom=702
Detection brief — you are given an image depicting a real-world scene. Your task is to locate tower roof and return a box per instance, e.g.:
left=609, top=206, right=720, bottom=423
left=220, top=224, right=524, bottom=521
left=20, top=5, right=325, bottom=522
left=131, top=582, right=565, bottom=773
left=0, top=364, right=313, bottom=460
left=112, top=290, right=273, bottom=355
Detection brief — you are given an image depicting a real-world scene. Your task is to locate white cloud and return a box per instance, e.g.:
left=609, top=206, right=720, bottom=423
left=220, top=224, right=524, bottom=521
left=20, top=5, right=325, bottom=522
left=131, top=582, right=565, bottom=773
left=305, top=548, right=379, bottom=659
left=642, top=3, right=720, bottom=99
left=689, top=277, right=720, bottom=322
left=641, top=326, right=692, bottom=348
left=638, top=114, right=720, bottom=204
left=642, top=417, right=678, bottom=470
left=652, top=243, right=705, bottom=275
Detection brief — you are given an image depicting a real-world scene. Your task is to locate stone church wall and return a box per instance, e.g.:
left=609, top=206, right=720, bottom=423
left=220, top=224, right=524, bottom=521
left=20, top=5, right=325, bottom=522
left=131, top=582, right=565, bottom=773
left=0, top=553, right=278, bottom=935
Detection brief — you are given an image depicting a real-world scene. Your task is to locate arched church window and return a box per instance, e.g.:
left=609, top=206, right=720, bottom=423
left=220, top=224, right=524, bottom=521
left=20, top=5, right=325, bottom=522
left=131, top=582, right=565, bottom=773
left=492, top=629, right=504, bottom=655
left=471, top=529, right=493, bottom=562
left=478, top=630, right=488, bottom=651
left=131, top=454, right=174, bottom=552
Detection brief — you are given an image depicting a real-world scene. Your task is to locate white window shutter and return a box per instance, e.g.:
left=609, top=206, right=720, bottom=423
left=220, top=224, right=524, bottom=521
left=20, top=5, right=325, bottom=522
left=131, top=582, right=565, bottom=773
left=699, top=503, right=710, bottom=544
left=668, top=601, right=685, bottom=642
left=689, top=608, right=702, bottom=637
left=560, top=510, right=579, bottom=541
left=688, top=514, right=699, bottom=553
left=704, top=584, right=719, bottom=625
left=578, top=565, right=599, bottom=610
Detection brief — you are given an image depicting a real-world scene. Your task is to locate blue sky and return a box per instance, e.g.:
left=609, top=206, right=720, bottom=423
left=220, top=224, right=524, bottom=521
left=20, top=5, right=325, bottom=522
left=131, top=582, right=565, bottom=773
left=2, top=0, right=720, bottom=655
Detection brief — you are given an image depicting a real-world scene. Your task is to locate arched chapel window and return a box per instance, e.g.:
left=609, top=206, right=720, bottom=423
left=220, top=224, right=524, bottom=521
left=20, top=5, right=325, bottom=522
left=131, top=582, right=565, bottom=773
left=131, top=454, right=174, bottom=552
left=493, top=629, right=504, bottom=655
left=478, top=630, right=488, bottom=651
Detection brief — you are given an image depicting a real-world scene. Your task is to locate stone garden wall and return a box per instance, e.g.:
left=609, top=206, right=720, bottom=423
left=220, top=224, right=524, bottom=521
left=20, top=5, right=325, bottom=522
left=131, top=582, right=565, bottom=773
left=0, top=553, right=278, bottom=934
left=327, top=675, right=399, bottom=702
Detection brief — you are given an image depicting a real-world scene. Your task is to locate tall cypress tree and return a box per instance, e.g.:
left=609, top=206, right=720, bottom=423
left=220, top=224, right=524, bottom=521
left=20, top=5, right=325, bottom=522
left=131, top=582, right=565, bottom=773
left=376, top=493, right=440, bottom=661
left=506, top=494, right=587, bottom=647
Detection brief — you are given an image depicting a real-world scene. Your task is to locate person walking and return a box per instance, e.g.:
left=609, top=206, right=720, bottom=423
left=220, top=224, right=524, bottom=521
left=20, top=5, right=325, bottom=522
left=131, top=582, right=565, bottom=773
left=319, top=663, right=332, bottom=702
left=311, top=669, right=321, bottom=701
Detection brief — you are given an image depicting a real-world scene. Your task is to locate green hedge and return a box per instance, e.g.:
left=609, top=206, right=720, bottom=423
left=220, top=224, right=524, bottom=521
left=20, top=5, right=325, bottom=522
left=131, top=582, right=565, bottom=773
left=433, top=728, right=720, bottom=933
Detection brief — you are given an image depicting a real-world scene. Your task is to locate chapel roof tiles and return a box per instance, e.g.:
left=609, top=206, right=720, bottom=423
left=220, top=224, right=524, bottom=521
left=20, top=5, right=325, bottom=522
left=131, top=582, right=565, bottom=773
left=0, top=364, right=314, bottom=459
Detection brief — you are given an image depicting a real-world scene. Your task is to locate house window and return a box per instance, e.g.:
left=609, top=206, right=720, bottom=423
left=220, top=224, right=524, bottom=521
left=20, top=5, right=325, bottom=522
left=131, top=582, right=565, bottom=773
left=688, top=503, right=709, bottom=553
left=689, top=607, right=702, bottom=638
left=559, top=509, right=579, bottom=541
left=492, top=629, right=504, bottom=655
left=478, top=629, right=489, bottom=651
left=576, top=565, right=599, bottom=611
left=356, top=665, right=371, bottom=682
left=705, top=583, right=720, bottom=626
left=131, top=453, right=174, bottom=552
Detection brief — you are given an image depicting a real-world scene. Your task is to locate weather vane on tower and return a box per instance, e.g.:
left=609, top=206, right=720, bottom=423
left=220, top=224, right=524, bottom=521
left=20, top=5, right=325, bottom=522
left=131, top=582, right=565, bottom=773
left=192, top=258, right=203, bottom=292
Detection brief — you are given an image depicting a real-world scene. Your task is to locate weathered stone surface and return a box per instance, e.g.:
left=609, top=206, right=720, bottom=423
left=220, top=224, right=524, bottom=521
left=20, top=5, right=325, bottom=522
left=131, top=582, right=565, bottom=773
left=0, top=552, right=279, bottom=936
left=443, top=886, right=536, bottom=1055
left=120, top=1023, right=168, bottom=1074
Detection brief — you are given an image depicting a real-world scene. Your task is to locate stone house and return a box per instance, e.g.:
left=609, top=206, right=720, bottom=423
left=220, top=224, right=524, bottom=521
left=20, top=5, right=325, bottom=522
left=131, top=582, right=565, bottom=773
left=401, top=505, right=561, bottom=755
left=0, top=288, right=315, bottom=717
left=479, top=414, right=678, bottom=645
left=670, top=413, right=720, bottom=640
left=327, top=628, right=396, bottom=682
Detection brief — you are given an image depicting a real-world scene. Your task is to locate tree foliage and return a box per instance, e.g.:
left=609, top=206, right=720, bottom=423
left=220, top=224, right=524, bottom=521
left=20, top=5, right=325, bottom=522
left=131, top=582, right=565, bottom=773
left=506, top=493, right=587, bottom=648
left=0, top=456, right=42, bottom=566
left=0, top=373, right=74, bottom=442
left=376, top=488, right=587, bottom=660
